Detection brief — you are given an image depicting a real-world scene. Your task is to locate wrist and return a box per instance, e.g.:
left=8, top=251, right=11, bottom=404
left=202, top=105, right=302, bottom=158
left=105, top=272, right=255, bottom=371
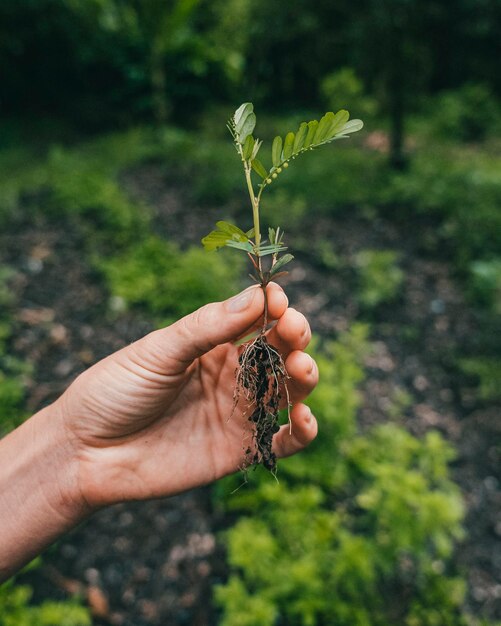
left=0, top=402, right=91, bottom=580
left=31, top=401, right=93, bottom=522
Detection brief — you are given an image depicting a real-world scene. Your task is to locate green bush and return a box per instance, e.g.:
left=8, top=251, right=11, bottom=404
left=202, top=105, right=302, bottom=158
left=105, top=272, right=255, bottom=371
left=386, top=149, right=501, bottom=267
left=0, top=264, right=27, bottom=435
left=469, top=259, right=501, bottom=314
left=459, top=357, right=501, bottom=403
left=100, top=236, right=243, bottom=324
left=321, top=67, right=377, bottom=120
left=0, top=373, right=25, bottom=436
left=215, top=326, right=467, bottom=626
left=430, top=84, right=501, bottom=142
left=46, top=146, right=148, bottom=245
left=355, top=249, right=404, bottom=309
left=0, top=128, right=183, bottom=246
left=0, top=563, right=90, bottom=626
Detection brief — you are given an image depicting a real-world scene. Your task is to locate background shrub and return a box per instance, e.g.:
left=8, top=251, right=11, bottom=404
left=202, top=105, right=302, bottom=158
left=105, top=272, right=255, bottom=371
left=100, top=236, right=243, bottom=324
left=215, top=327, right=466, bottom=626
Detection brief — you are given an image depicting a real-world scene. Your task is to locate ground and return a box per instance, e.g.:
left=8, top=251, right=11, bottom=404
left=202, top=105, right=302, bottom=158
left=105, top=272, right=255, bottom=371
left=2, top=163, right=499, bottom=623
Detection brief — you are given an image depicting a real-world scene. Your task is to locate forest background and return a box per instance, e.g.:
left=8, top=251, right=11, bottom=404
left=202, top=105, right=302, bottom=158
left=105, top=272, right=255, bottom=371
left=1, top=1, right=501, bottom=625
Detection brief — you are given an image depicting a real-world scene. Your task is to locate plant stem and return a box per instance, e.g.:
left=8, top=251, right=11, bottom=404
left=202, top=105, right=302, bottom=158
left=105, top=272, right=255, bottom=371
left=244, top=165, right=268, bottom=331
left=244, top=165, right=261, bottom=255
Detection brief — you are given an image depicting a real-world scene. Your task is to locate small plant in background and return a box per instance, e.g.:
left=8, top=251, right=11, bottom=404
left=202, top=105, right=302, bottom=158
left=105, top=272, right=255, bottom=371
left=0, top=560, right=91, bottom=626
left=215, top=329, right=467, bottom=626
left=321, top=67, right=378, bottom=120
left=202, top=103, right=363, bottom=472
left=355, top=249, right=404, bottom=310
left=469, top=259, right=501, bottom=315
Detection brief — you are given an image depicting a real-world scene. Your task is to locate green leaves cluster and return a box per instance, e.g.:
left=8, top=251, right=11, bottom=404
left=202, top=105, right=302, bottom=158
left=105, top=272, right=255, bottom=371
left=227, top=102, right=364, bottom=187
left=215, top=327, right=468, bottom=626
left=100, top=236, right=242, bottom=324
left=0, top=562, right=91, bottom=626
left=202, top=101, right=363, bottom=284
left=270, top=110, right=363, bottom=171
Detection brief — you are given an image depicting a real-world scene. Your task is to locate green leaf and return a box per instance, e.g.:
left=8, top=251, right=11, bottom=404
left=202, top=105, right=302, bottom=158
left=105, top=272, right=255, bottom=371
left=293, top=122, right=308, bottom=153
left=326, top=109, right=350, bottom=139
left=202, top=230, right=232, bottom=251
left=272, top=136, right=283, bottom=167
left=251, top=158, right=268, bottom=179
left=251, top=138, right=262, bottom=161
left=258, top=244, right=288, bottom=256
left=283, top=132, right=295, bottom=160
left=242, top=135, right=255, bottom=160
left=215, top=221, right=249, bottom=239
left=304, top=120, right=319, bottom=148
left=202, top=221, right=251, bottom=251
left=314, top=112, right=335, bottom=144
left=246, top=228, right=255, bottom=238
left=270, top=253, right=294, bottom=276
left=337, top=119, right=364, bottom=135
left=234, top=102, right=253, bottom=132
left=268, top=227, right=276, bottom=244
left=225, top=240, right=254, bottom=252
left=238, top=112, right=256, bottom=143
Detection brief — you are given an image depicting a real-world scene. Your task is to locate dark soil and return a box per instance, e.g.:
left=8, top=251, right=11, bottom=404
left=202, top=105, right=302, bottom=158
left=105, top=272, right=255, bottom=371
left=1, top=164, right=500, bottom=622
left=236, top=334, right=287, bottom=473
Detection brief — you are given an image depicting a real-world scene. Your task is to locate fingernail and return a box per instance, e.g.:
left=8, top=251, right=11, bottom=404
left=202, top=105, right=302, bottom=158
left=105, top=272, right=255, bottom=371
left=305, top=407, right=313, bottom=423
left=226, top=286, right=257, bottom=312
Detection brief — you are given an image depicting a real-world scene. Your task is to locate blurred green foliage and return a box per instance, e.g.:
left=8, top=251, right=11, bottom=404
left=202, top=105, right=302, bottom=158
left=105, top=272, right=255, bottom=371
left=0, top=266, right=27, bottom=436
left=100, top=236, right=242, bottom=324
left=321, top=67, right=378, bottom=120
left=0, top=564, right=90, bottom=626
left=354, top=249, right=404, bottom=309
left=430, top=84, right=501, bottom=142
left=469, top=260, right=501, bottom=314
left=215, top=327, right=467, bottom=626
left=0, top=32, right=499, bottom=614
left=459, top=358, right=501, bottom=403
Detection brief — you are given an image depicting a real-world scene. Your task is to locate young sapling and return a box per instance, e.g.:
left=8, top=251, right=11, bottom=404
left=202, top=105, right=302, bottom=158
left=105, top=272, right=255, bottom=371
left=202, top=103, right=363, bottom=473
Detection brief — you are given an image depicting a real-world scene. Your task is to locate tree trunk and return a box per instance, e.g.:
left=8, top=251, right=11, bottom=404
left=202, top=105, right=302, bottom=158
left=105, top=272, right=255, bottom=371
left=150, top=47, right=169, bottom=125
left=388, top=11, right=407, bottom=170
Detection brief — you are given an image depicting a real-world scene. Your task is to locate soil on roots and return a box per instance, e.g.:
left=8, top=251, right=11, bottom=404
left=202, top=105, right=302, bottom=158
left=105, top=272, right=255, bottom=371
left=234, top=334, right=290, bottom=474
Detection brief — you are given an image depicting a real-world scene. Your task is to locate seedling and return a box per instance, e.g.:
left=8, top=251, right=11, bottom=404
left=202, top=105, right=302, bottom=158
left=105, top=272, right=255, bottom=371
left=202, top=103, right=363, bottom=473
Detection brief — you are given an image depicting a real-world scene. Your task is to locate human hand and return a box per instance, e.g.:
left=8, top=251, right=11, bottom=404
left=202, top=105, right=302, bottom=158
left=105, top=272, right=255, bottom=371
left=0, top=284, right=318, bottom=579
left=55, top=283, right=318, bottom=509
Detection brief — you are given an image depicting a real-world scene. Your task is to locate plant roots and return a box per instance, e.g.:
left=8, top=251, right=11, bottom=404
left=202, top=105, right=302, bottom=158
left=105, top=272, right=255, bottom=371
left=233, top=334, right=291, bottom=474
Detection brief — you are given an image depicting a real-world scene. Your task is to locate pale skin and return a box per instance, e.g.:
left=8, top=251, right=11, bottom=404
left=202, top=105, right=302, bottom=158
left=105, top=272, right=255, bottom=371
left=0, top=283, right=318, bottom=582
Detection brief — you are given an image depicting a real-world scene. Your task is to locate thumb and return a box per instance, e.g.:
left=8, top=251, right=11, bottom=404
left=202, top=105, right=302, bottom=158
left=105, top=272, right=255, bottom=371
left=135, top=286, right=271, bottom=373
